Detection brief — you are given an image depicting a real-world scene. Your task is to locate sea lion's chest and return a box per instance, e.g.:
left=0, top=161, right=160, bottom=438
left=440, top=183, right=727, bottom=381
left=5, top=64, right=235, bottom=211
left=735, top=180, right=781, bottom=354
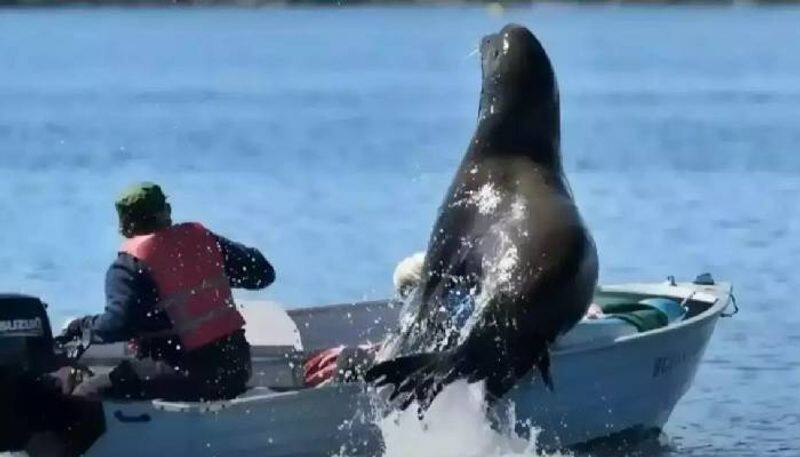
left=405, top=158, right=577, bottom=349
left=436, top=156, right=575, bottom=254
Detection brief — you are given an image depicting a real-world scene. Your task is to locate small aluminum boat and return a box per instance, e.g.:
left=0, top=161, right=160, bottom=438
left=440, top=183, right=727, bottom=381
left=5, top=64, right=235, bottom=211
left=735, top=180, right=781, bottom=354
left=5, top=277, right=734, bottom=456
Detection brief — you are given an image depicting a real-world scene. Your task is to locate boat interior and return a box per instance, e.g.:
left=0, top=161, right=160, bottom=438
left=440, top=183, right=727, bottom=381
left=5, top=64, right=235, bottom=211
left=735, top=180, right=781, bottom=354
left=80, top=278, right=731, bottom=396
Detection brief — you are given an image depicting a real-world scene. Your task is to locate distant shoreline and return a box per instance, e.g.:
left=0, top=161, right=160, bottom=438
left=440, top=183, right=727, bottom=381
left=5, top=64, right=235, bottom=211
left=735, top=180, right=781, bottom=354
left=2, top=0, right=800, bottom=8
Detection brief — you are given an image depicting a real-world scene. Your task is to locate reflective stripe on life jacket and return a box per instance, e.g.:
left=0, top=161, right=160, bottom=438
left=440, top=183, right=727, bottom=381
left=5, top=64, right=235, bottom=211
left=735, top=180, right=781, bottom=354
left=121, top=222, right=245, bottom=351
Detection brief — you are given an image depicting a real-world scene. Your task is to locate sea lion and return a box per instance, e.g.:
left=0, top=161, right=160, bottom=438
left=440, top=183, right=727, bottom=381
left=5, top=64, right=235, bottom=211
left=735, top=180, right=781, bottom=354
left=365, top=24, right=598, bottom=411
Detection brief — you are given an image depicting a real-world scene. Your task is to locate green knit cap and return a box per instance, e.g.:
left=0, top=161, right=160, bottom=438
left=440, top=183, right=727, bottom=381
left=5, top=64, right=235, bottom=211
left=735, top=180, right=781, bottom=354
left=115, top=181, right=168, bottom=222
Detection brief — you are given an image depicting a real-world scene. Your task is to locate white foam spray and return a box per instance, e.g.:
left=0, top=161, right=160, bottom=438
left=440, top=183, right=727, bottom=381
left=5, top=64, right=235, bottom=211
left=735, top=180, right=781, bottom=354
left=472, top=183, right=503, bottom=215
left=377, top=381, right=569, bottom=457
left=452, top=182, right=502, bottom=215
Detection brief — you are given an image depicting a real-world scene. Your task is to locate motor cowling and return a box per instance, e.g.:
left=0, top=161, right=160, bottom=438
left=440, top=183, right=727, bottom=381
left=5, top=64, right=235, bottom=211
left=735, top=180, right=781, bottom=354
left=1, top=294, right=63, bottom=452
left=0, top=294, right=57, bottom=376
left=1, top=295, right=106, bottom=455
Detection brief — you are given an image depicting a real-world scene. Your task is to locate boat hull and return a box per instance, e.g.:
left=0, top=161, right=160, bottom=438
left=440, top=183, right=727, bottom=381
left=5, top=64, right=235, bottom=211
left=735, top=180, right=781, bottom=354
left=498, top=303, right=721, bottom=448
left=88, top=385, right=379, bottom=457
left=24, top=280, right=730, bottom=457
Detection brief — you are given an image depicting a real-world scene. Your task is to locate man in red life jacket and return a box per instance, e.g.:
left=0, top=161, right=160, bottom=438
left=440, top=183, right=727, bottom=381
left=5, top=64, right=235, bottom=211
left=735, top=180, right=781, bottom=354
left=62, top=182, right=275, bottom=401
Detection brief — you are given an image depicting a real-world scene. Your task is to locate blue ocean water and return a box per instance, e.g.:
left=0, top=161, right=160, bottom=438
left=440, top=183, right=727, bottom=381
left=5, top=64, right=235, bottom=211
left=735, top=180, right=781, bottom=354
left=0, top=4, right=798, bottom=455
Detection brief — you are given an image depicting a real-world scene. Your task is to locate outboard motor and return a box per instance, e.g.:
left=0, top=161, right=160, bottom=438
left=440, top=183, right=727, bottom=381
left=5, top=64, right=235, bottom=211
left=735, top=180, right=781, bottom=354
left=0, top=294, right=57, bottom=376
left=1, top=294, right=58, bottom=450
left=0, top=294, right=105, bottom=455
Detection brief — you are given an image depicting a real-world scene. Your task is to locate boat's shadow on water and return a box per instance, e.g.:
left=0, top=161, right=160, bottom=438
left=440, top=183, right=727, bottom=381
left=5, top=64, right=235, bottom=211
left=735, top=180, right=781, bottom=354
left=571, top=427, right=675, bottom=457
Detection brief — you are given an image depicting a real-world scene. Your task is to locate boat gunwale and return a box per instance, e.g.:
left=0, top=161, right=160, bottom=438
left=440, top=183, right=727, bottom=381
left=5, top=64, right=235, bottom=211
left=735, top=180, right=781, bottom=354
left=79, top=281, right=732, bottom=365
left=284, top=280, right=733, bottom=357
left=542, top=281, right=731, bottom=358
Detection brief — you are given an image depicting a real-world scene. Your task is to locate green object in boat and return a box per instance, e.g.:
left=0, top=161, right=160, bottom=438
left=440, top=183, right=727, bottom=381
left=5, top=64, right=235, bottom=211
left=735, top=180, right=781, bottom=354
left=600, top=298, right=685, bottom=332
left=639, top=298, right=687, bottom=322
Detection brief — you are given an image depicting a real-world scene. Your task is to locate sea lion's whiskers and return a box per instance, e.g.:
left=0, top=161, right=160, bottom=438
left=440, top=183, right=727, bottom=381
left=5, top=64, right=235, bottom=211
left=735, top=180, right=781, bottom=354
left=464, top=47, right=480, bottom=60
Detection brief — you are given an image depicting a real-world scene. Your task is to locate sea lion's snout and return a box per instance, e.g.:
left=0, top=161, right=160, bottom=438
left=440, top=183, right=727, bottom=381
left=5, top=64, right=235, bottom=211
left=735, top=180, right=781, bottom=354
left=480, top=24, right=534, bottom=61
left=480, top=24, right=546, bottom=81
left=480, top=33, right=501, bottom=73
left=478, top=23, right=554, bottom=130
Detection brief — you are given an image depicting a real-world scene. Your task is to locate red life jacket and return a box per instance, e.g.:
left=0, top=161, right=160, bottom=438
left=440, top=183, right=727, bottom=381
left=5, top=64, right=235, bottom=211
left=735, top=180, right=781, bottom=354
left=121, top=222, right=245, bottom=351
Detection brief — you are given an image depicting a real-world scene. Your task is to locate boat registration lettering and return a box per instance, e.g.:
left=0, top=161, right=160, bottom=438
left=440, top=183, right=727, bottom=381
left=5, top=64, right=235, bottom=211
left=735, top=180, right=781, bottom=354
left=652, top=349, right=697, bottom=378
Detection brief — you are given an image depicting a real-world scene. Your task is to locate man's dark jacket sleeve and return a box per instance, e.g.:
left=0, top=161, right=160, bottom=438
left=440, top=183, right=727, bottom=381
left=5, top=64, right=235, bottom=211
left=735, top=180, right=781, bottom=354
left=81, top=233, right=275, bottom=344
left=216, top=235, right=276, bottom=290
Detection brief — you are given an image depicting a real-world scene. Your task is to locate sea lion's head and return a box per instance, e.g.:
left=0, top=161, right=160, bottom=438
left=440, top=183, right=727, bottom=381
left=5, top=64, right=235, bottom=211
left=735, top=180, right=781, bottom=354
left=477, top=24, right=560, bottom=168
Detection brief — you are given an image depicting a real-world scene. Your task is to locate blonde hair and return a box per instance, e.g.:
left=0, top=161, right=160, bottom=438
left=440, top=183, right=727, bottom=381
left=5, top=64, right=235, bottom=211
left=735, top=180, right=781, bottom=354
left=393, top=252, right=426, bottom=298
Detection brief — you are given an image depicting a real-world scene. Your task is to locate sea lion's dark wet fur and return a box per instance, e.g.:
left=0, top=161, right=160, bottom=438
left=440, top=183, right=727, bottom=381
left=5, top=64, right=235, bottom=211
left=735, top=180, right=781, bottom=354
left=365, top=24, right=598, bottom=411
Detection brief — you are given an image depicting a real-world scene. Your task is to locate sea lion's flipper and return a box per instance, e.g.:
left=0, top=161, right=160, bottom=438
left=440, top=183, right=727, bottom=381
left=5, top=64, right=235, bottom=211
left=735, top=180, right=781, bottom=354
left=364, top=353, right=442, bottom=387
left=365, top=351, right=462, bottom=412
left=474, top=334, right=554, bottom=400
left=367, top=335, right=555, bottom=413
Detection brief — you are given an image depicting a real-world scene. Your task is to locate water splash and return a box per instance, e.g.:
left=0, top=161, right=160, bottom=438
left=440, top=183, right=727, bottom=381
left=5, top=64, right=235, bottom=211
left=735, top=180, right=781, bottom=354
left=453, top=182, right=502, bottom=215
left=459, top=225, right=520, bottom=343
left=378, top=381, right=569, bottom=457
left=511, top=196, right=527, bottom=222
